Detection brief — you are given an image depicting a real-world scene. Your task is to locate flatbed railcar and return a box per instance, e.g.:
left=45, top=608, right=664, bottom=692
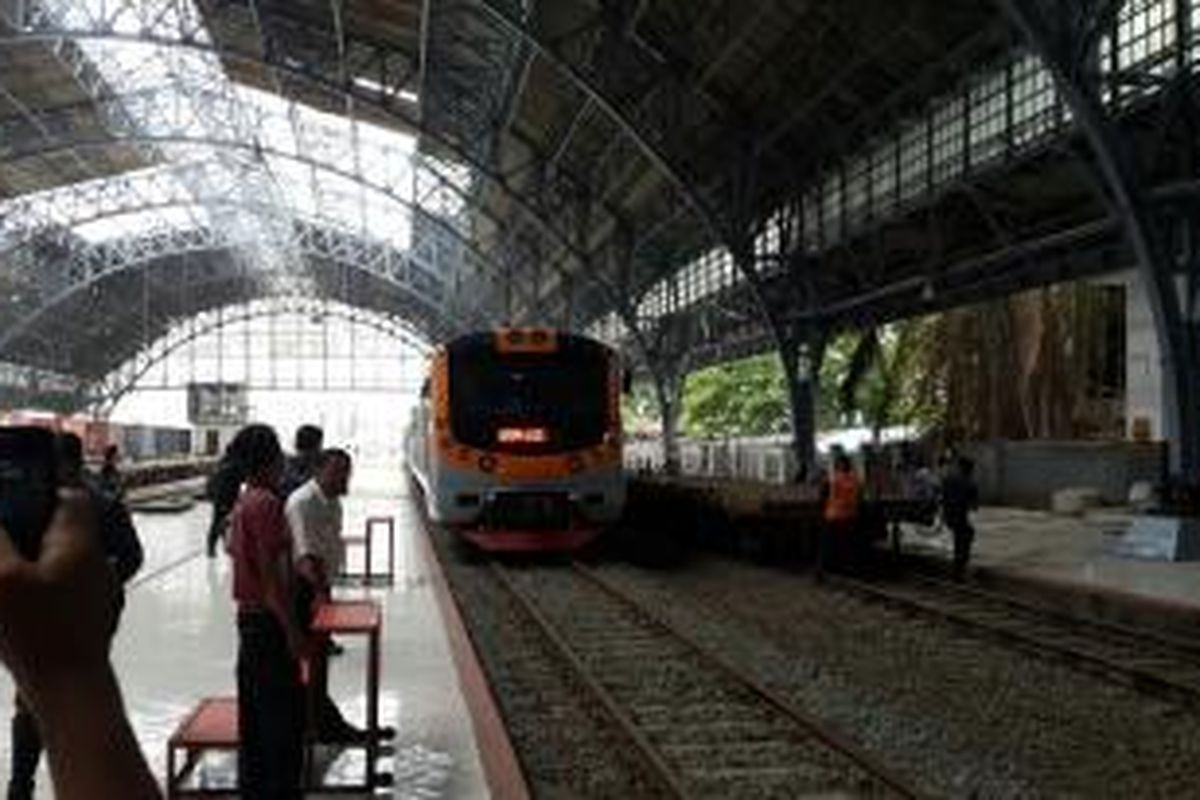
left=405, top=328, right=626, bottom=552
left=0, top=411, right=193, bottom=462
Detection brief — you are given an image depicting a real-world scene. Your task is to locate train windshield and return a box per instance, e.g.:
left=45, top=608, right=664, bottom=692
left=448, top=336, right=610, bottom=452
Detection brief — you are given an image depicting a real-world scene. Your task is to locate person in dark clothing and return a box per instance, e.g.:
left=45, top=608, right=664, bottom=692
left=228, top=424, right=311, bottom=799
left=8, top=433, right=143, bottom=800
left=281, top=425, right=323, bottom=499
left=941, top=456, right=979, bottom=581
left=207, top=428, right=273, bottom=558
left=98, top=444, right=124, bottom=500
left=206, top=455, right=245, bottom=558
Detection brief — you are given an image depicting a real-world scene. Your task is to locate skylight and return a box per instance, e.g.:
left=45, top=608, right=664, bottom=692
left=16, top=0, right=435, bottom=258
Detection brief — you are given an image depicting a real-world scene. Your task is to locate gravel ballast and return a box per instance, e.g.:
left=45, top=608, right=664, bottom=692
left=594, top=556, right=1200, bottom=799
left=430, top=508, right=1200, bottom=798
left=430, top=529, right=671, bottom=798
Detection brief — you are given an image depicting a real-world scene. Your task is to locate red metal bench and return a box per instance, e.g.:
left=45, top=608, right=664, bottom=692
left=167, top=601, right=391, bottom=796
left=166, top=697, right=238, bottom=798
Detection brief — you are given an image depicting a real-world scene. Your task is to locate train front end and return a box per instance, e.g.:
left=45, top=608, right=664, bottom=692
left=417, top=328, right=624, bottom=552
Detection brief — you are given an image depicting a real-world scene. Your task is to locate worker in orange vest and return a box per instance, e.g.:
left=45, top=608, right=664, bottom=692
left=817, top=452, right=861, bottom=580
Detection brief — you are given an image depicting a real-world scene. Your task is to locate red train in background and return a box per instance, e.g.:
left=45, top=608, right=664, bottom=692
left=0, top=410, right=193, bottom=463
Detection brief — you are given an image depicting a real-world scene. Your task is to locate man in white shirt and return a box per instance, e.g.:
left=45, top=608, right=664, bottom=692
left=286, top=449, right=383, bottom=744
left=287, top=449, right=347, bottom=594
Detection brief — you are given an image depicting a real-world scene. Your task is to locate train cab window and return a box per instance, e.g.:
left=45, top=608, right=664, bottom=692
left=447, top=333, right=610, bottom=453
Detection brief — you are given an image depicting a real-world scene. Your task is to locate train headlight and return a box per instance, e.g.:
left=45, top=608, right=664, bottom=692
left=567, top=454, right=585, bottom=473
left=478, top=455, right=497, bottom=473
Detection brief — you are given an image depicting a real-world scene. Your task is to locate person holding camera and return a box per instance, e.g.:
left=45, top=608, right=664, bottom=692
left=0, top=482, right=159, bottom=799
left=7, top=433, right=144, bottom=800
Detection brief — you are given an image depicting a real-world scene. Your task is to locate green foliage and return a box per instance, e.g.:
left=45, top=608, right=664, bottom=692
left=681, top=354, right=790, bottom=437
left=674, top=317, right=946, bottom=439
left=816, top=333, right=855, bottom=429
left=835, top=319, right=945, bottom=436
left=621, top=380, right=659, bottom=435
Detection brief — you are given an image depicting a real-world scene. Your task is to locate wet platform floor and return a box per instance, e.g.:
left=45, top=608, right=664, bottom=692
left=0, top=465, right=489, bottom=798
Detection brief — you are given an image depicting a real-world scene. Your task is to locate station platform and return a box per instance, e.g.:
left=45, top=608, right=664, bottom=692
left=633, top=475, right=1200, bottom=636
left=902, top=506, right=1200, bottom=634
left=0, top=466, right=497, bottom=798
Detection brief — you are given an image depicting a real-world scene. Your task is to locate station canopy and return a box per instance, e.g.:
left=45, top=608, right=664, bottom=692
left=0, top=0, right=1040, bottom=404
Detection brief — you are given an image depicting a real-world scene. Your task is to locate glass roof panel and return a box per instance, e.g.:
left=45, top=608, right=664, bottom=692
left=4, top=0, right=440, bottom=262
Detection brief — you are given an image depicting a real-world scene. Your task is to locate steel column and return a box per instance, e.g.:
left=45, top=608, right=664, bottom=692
left=778, top=328, right=827, bottom=482
left=652, top=365, right=684, bottom=477
left=997, top=0, right=1200, bottom=476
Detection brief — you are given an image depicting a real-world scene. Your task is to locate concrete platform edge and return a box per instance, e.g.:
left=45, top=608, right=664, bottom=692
left=417, top=523, right=531, bottom=800
left=900, top=549, right=1200, bottom=640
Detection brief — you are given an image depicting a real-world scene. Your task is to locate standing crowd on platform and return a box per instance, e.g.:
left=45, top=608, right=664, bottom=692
left=0, top=418, right=983, bottom=798
left=210, top=422, right=395, bottom=797
left=0, top=419, right=397, bottom=799
left=817, top=445, right=979, bottom=581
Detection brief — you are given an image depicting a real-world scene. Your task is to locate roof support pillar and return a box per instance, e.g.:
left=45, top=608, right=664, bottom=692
left=778, top=325, right=828, bottom=483
left=561, top=274, right=575, bottom=331
left=732, top=148, right=828, bottom=481
left=997, top=0, right=1200, bottom=477
left=651, top=362, right=685, bottom=477
left=637, top=306, right=697, bottom=477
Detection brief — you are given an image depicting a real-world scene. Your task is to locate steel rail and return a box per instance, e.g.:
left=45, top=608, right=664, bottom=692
left=829, top=573, right=1200, bottom=706
left=489, top=562, right=689, bottom=800
left=908, top=571, right=1200, bottom=660
left=493, top=557, right=924, bottom=798
left=573, top=562, right=926, bottom=800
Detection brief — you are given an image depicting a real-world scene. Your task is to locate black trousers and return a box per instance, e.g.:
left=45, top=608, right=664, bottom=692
left=207, top=511, right=229, bottom=556
left=8, top=596, right=123, bottom=800
left=6, top=697, right=39, bottom=800
left=294, top=575, right=352, bottom=736
left=950, top=520, right=975, bottom=578
left=816, top=520, right=856, bottom=577
left=237, top=611, right=304, bottom=799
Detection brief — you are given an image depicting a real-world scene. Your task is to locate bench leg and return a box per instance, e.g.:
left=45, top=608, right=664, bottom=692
left=385, top=526, right=395, bottom=584
left=365, top=535, right=373, bottom=584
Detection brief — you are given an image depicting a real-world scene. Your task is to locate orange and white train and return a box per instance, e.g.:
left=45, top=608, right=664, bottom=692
left=404, top=328, right=626, bottom=552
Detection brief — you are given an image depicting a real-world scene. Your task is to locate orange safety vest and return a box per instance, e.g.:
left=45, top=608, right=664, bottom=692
left=824, top=471, right=860, bottom=522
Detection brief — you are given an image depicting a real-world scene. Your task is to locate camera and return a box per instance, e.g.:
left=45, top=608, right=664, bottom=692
left=0, top=427, right=59, bottom=559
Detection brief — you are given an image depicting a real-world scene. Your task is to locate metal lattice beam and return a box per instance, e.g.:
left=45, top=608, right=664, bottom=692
left=996, top=0, right=1200, bottom=474
left=92, top=295, right=430, bottom=410
left=0, top=217, right=495, bottom=364
left=0, top=156, right=533, bottom=317
left=0, top=14, right=627, bottom=317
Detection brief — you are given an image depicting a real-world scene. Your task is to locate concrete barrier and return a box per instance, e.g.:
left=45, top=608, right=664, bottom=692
left=965, top=440, right=1165, bottom=509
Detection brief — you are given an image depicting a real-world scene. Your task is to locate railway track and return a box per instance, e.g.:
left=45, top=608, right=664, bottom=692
left=829, top=572, right=1200, bottom=704
left=492, top=561, right=923, bottom=799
